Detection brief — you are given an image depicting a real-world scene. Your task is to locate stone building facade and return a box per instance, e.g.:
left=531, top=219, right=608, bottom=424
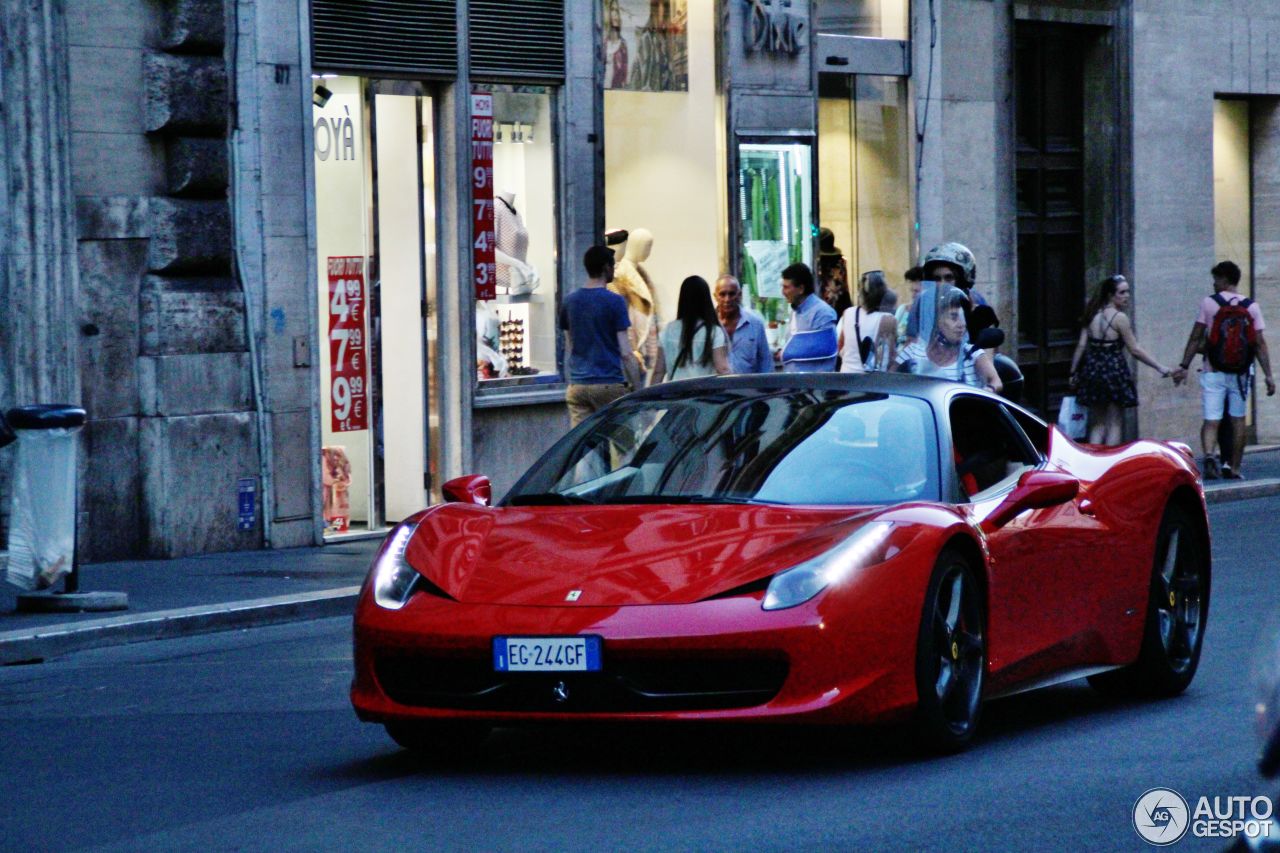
left=2, top=0, right=1279, bottom=561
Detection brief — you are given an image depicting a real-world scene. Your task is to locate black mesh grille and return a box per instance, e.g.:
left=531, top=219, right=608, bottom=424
left=311, top=0, right=458, bottom=76
left=375, top=652, right=789, bottom=713
left=469, top=0, right=564, bottom=80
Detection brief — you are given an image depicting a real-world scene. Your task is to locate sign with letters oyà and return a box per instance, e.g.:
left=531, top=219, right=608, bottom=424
left=471, top=93, right=497, bottom=301
left=327, top=256, right=368, bottom=432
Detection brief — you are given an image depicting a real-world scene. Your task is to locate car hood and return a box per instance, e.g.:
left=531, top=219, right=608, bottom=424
left=403, top=503, right=880, bottom=606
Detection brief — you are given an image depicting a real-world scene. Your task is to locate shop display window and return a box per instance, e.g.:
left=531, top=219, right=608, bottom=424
left=313, top=75, right=374, bottom=534
left=737, top=141, right=814, bottom=347
left=473, top=85, right=561, bottom=390
left=603, top=0, right=726, bottom=379
left=313, top=75, right=439, bottom=534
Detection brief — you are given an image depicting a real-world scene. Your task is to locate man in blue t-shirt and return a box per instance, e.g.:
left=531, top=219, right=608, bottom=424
left=560, top=245, right=643, bottom=426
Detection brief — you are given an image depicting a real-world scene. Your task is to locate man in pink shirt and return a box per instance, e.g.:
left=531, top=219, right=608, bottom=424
left=1172, top=261, right=1276, bottom=479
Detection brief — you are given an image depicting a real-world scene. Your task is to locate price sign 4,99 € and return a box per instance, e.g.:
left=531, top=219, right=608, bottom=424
left=471, top=92, right=496, bottom=300
left=327, top=256, right=368, bottom=432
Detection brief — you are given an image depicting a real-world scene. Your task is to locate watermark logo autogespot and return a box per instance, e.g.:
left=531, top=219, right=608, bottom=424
left=1133, top=788, right=1190, bottom=846
left=1133, top=789, right=1275, bottom=845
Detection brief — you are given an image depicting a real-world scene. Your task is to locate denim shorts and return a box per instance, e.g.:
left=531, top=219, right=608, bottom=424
left=1200, top=369, right=1250, bottom=420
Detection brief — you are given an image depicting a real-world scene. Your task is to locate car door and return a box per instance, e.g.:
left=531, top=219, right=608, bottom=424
left=948, top=394, right=1089, bottom=683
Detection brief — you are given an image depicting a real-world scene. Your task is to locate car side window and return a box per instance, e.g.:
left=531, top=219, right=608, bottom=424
left=1005, top=405, right=1048, bottom=456
left=949, top=396, right=1039, bottom=498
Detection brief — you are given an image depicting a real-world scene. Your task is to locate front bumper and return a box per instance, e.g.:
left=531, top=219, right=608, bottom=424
left=351, top=579, right=923, bottom=726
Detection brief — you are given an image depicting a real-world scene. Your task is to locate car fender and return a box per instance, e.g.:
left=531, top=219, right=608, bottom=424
left=811, top=503, right=986, bottom=721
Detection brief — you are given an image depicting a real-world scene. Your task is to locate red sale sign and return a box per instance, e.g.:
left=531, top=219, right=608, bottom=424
left=327, top=256, right=368, bottom=432
left=471, top=92, right=496, bottom=300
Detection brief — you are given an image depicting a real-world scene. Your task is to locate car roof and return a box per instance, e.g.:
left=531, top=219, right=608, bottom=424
left=627, top=371, right=1005, bottom=408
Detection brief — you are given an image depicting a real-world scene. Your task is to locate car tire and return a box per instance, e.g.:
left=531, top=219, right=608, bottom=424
left=384, top=720, right=491, bottom=759
left=1088, top=502, right=1210, bottom=698
left=914, top=548, right=986, bottom=752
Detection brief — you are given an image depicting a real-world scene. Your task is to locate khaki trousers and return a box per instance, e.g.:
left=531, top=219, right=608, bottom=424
left=566, top=383, right=629, bottom=427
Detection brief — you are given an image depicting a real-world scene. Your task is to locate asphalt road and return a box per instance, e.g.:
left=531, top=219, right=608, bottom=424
left=2, top=497, right=1279, bottom=852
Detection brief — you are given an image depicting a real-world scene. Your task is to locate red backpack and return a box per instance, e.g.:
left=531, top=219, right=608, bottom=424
left=1206, top=293, right=1257, bottom=374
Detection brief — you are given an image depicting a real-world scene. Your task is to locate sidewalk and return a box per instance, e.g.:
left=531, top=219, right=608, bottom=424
left=2, top=448, right=1279, bottom=666
left=0, top=537, right=380, bottom=665
left=1200, top=443, right=1280, bottom=503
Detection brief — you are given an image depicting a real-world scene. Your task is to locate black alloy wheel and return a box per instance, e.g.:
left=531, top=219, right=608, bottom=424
left=915, top=549, right=986, bottom=751
left=1089, top=502, right=1210, bottom=697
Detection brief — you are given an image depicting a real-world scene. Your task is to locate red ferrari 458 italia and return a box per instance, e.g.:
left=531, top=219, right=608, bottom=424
left=351, top=373, right=1210, bottom=753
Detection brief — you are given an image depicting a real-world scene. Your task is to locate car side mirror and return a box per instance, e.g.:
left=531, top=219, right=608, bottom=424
left=442, top=474, right=492, bottom=507
left=983, top=469, right=1078, bottom=530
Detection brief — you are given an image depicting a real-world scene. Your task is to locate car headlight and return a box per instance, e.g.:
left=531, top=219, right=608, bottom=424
left=372, top=521, right=421, bottom=610
left=763, top=521, right=895, bottom=611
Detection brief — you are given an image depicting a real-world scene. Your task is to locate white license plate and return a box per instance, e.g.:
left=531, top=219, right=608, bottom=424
left=493, top=636, right=602, bottom=672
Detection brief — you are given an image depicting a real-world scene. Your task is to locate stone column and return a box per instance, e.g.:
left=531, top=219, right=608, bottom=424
left=0, top=0, right=82, bottom=409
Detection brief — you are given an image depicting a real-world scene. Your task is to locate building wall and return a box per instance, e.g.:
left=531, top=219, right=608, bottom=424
left=1130, top=1, right=1280, bottom=445
left=473, top=403, right=569, bottom=499
left=230, top=0, right=321, bottom=547
left=912, top=0, right=1018, bottom=344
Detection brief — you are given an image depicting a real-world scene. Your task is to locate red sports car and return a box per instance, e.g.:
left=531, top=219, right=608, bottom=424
left=351, top=373, right=1210, bottom=752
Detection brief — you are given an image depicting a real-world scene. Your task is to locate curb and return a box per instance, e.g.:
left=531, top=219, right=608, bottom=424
left=1203, top=478, right=1280, bottom=504
left=0, top=586, right=360, bottom=665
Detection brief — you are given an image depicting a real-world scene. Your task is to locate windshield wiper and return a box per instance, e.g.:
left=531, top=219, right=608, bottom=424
left=507, top=492, right=596, bottom=506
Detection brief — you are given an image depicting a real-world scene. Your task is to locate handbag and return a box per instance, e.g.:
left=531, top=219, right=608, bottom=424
left=855, top=308, right=874, bottom=368
left=1056, top=395, right=1088, bottom=440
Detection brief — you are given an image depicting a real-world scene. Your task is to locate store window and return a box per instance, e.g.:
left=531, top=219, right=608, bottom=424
left=818, top=73, right=913, bottom=311
left=816, top=0, right=909, bottom=40
left=603, top=0, right=727, bottom=378
left=474, top=85, right=560, bottom=390
left=737, top=140, right=815, bottom=342
left=313, top=76, right=438, bottom=536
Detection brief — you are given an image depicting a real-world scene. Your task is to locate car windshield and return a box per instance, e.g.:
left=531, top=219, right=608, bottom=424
left=504, top=389, right=939, bottom=506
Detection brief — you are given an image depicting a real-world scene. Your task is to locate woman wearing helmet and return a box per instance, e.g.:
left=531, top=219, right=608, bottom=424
left=896, top=285, right=1002, bottom=392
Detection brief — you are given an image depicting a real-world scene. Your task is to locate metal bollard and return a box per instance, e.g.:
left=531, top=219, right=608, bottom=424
left=4, top=405, right=127, bottom=612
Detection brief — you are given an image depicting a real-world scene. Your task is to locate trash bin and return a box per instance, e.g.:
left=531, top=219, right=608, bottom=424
left=4, top=405, right=85, bottom=591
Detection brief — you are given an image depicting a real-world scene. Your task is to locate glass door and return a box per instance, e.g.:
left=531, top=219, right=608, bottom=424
left=371, top=83, right=436, bottom=523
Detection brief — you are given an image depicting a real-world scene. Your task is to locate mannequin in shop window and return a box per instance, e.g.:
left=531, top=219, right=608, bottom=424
left=609, top=227, right=661, bottom=383
left=475, top=300, right=508, bottom=380
left=495, top=190, right=539, bottom=296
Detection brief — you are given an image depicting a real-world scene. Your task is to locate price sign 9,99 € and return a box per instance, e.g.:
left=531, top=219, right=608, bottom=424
left=327, top=256, right=368, bottom=432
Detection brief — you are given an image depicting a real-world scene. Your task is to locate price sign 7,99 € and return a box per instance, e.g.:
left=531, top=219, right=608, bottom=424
left=327, top=256, right=368, bottom=432
left=471, top=92, right=496, bottom=300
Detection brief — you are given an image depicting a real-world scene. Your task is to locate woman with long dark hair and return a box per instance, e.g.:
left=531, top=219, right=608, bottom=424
left=1069, top=274, right=1172, bottom=445
left=653, top=275, right=731, bottom=382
